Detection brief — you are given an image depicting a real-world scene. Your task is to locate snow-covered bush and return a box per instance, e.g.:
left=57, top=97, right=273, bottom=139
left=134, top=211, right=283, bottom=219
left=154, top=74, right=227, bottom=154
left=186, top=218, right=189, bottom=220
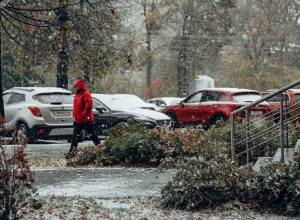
left=68, top=119, right=165, bottom=167
left=160, top=149, right=300, bottom=216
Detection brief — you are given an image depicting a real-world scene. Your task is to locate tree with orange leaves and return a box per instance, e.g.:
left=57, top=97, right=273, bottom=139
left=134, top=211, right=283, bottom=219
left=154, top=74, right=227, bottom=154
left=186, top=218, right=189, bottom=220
left=145, top=79, right=164, bottom=99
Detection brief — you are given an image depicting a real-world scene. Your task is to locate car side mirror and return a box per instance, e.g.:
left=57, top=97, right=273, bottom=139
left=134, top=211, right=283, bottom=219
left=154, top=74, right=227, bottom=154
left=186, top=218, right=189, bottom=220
left=180, top=100, right=185, bottom=106
left=159, top=103, right=166, bottom=107
left=96, top=106, right=105, bottom=113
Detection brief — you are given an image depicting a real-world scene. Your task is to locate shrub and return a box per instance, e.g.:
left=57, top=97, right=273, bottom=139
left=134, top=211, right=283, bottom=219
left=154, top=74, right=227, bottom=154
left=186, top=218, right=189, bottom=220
left=160, top=149, right=300, bottom=216
left=158, top=125, right=230, bottom=169
left=68, top=119, right=165, bottom=167
left=160, top=155, right=255, bottom=210
left=0, top=116, right=36, bottom=219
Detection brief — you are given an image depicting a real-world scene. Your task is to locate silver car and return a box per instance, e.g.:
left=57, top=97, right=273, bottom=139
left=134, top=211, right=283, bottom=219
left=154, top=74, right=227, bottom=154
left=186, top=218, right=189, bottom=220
left=3, top=87, right=74, bottom=143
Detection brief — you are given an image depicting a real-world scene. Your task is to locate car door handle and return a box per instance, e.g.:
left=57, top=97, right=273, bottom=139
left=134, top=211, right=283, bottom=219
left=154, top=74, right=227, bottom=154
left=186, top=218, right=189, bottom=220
left=193, top=108, right=197, bottom=110
left=17, top=108, right=22, bottom=110
left=213, top=106, right=217, bottom=108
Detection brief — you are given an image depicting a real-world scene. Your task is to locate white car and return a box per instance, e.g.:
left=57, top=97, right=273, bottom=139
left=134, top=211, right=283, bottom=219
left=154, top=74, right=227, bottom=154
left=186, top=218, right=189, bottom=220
left=147, top=97, right=184, bottom=112
left=114, top=94, right=160, bottom=111
left=2, top=87, right=74, bottom=143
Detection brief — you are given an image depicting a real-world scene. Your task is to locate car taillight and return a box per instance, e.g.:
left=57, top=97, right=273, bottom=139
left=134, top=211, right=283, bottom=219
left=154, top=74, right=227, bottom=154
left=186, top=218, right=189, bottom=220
left=28, top=106, right=43, bottom=117
left=38, top=129, right=45, bottom=133
left=228, top=104, right=243, bottom=109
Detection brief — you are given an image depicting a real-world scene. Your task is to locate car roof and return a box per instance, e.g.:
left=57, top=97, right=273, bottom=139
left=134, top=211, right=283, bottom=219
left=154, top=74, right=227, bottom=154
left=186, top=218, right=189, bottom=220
left=5, top=87, right=71, bottom=94
left=260, top=89, right=300, bottom=94
left=199, top=88, right=259, bottom=93
left=114, top=94, right=138, bottom=97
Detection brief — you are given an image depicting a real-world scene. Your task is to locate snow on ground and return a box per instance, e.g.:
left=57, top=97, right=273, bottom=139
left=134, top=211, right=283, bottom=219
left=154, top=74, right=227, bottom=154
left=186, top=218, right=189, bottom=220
left=25, top=158, right=300, bottom=220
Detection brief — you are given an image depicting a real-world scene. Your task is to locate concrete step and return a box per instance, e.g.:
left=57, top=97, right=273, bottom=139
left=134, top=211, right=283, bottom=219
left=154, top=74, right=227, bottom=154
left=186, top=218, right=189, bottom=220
left=253, top=139, right=300, bottom=172
left=252, top=157, right=273, bottom=172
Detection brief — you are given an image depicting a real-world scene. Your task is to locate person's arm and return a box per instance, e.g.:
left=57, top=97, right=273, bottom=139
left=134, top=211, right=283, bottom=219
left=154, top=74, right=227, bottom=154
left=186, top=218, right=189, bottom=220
left=82, top=92, right=93, bottom=121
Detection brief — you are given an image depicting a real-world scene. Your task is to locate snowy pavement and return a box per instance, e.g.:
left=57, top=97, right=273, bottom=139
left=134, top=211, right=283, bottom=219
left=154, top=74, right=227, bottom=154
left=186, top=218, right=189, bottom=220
left=33, top=167, right=176, bottom=199
left=4, top=140, right=101, bottom=159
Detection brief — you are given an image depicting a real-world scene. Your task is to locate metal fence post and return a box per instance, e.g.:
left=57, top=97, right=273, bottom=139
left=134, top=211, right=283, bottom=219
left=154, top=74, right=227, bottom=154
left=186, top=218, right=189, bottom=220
left=246, top=109, right=249, bottom=164
left=231, top=114, right=235, bottom=162
left=285, top=91, right=288, bottom=148
left=280, top=94, right=285, bottom=163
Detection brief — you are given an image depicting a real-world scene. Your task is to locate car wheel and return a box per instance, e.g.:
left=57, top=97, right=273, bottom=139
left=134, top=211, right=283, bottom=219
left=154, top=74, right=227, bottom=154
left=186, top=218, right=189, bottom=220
left=165, top=112, right=177, bottom=130
left=210, top=114, right=227, bottom=128
left=15, top=123, right=34, bottom=144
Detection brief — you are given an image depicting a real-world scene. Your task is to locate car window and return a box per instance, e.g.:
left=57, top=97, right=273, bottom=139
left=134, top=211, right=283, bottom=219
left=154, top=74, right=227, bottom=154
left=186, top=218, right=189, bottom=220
left=10, top=93, right=25, bottom=104
left=216, top=92, right=226, bottom=101
left=3, top=93, right=12, bottom=105
left=157, top=100, right=165, bottom=106
left=200, top=92, right=217, bottom=102
left=93, top=99, right=108, bottom=112
left=148, top=100, right=156, bottom=105
left=185, top=92, right=203, bottom=103
left=232, top=93, right=263, bottom=103
left=294, top=94, right=300, bottom=103
left=261, top=93, right=290, bottom=102
left=33, top=93, right=73, bottom=104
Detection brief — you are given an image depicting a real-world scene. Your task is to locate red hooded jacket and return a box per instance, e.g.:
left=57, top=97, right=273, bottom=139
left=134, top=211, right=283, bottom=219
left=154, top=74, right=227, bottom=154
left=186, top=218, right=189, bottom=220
left=73, top=80, right=94, bottom=123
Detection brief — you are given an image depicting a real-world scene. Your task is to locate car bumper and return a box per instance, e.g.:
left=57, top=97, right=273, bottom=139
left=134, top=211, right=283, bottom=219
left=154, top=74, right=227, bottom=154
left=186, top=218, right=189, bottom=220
left=30, top=124, right=74, bottom=140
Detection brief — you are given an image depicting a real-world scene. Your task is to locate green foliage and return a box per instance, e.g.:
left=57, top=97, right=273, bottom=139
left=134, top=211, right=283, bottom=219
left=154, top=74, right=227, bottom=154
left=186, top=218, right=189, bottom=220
left=68, top=119, right=165, bottom=167
left=158, top=126, right=230, bottom=169
left=160, top=151, right=300, bottom=216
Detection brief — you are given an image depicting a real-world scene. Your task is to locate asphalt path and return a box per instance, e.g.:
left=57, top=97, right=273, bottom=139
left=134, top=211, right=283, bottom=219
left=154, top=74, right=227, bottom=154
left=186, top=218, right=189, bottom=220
left=34, top=167, right=176, bottom=199
left=3, top=139, right=104, bottom=159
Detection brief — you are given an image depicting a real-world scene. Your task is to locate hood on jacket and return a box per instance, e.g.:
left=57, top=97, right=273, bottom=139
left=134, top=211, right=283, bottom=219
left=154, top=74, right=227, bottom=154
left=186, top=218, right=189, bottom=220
left=74, top=79, right=86, bottom=92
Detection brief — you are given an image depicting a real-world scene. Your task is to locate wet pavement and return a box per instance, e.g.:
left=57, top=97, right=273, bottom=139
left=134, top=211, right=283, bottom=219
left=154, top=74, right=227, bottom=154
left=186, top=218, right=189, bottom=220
left=34, top=167, right=176, bottom=199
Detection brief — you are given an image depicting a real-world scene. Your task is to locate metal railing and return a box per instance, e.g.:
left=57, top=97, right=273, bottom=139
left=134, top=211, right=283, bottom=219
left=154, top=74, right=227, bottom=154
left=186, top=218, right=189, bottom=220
left=230, top=79, right=300, bottom=163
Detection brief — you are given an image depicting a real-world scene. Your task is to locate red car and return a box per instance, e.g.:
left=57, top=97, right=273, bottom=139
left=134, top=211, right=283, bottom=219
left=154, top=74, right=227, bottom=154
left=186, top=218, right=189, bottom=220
left=162, top=88, right=271, bottom=129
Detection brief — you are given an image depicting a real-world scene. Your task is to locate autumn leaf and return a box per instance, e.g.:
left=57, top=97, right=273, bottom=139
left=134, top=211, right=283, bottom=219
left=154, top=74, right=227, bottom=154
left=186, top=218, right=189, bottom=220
left=37, top=13, right=42, bottom=17
left=76, top=33, right=81, bottom=39
left=58, top=44, right=62, bottom=48
left=9, top=39, right=15, bottom=43
left=41, top=79, right=45, bottom=85
left=25, top=4, right=31, bottom=8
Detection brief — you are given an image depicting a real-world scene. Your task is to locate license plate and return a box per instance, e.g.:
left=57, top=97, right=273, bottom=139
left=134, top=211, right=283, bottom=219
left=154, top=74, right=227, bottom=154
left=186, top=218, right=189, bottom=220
left=250, top=111, right=262, bottom=115
left=53, top=111, right=71, bottom=117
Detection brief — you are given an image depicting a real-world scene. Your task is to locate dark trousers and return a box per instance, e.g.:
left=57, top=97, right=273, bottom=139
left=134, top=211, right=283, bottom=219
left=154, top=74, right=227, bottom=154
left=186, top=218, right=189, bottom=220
left=69, top=121, right=100, bottom=153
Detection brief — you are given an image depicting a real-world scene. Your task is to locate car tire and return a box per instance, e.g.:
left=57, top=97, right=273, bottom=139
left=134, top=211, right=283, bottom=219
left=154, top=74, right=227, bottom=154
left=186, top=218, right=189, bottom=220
left=210, top=114, right=227, bottom=128
left=165, top=112, right=177, bottom=130
left=15, top=123, right=35, bottom=144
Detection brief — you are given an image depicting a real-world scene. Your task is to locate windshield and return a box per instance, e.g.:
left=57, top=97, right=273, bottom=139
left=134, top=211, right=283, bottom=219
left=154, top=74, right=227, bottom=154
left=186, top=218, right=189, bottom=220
left=100, top=97, right=137, bottom=110
left=232, top=93, right=262, bottom=103
left=33, top=93, right=73, bottom=104
left=121, top=96, right=145, bottom=105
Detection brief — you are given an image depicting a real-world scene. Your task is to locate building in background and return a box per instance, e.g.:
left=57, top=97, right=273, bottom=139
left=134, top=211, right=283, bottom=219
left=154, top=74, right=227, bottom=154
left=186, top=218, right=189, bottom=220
left=189, top=75, right=215, bottom=95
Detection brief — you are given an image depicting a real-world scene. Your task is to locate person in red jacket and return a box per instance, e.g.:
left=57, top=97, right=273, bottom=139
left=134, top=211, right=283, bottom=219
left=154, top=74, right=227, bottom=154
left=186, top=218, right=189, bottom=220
left=66, top=79, right=100, bottom=158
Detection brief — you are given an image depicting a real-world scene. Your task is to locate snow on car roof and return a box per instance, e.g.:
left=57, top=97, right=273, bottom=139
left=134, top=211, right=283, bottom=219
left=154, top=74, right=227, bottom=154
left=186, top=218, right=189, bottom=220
left=202, top=88, right=259, bottom=93
left=5, top=87, right=71, bottom=94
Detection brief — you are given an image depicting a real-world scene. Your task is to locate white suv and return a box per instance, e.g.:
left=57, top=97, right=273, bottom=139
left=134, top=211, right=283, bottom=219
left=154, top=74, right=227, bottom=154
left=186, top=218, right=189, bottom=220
left=2, top=87, right=74, bottom=143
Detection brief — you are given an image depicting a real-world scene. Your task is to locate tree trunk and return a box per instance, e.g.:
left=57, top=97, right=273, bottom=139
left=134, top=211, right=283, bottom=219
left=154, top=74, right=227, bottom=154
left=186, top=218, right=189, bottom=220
left=177, top=14, right=189, bottom=98
left=0, top=25, right=4, bottom=118
left=146, top=31, right=152, bottom=88
left=56, top=0, right=69, bottom=89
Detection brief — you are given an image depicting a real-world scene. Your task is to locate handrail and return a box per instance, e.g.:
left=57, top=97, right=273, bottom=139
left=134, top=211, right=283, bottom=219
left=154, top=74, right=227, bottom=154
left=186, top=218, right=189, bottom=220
left=231, top=78, right=300, bottom=115
left=230, top=78, right=300, bottom=163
